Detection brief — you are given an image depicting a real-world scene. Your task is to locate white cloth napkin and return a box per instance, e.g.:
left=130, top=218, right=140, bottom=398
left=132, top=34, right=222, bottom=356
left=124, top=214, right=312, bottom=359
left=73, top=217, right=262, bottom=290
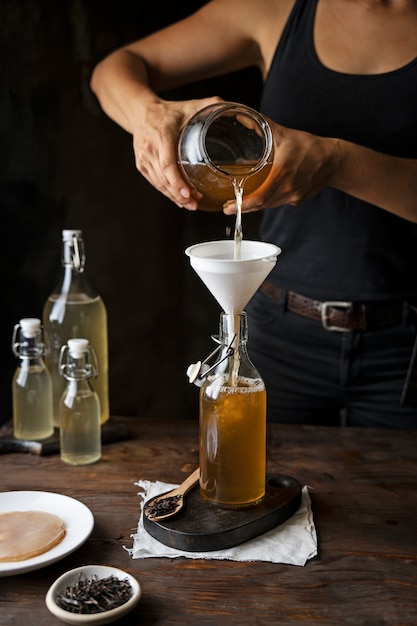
left=128, top=479, right=317, bottom=566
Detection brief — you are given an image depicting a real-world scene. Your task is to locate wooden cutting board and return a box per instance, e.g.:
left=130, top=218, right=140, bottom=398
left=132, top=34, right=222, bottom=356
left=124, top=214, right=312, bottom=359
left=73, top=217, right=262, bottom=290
left=143, top=474, right=302, bottom=552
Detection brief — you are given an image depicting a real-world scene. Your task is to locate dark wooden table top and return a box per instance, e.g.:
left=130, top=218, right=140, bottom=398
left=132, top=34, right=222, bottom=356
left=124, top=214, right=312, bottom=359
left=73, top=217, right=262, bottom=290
left=0, top=417, right=416, bottom=625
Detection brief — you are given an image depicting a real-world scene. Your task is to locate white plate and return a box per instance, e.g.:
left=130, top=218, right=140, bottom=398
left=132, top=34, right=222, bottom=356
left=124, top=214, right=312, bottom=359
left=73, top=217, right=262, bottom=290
left=0, top=491, right=94, bottom=576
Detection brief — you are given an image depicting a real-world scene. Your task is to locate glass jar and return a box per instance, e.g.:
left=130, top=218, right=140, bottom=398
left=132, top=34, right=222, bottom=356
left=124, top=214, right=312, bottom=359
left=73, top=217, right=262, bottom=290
left=178, top=102, right=273, bottom=212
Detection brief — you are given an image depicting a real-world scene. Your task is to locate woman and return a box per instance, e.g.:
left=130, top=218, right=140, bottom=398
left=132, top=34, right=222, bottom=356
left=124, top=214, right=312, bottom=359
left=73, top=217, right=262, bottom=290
left=90, top=0, right=417, bottom=427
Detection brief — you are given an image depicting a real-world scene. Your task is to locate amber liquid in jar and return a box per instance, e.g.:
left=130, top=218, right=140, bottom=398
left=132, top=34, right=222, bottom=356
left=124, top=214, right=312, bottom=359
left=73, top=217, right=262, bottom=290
left=199, top=377, right=266, bottom=508
left=180, top=161, right=272, bottom=212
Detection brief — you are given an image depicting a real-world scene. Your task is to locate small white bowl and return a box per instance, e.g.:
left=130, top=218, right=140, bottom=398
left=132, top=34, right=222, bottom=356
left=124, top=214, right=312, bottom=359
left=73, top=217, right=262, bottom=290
left=45, top=565, right=141, bottom=625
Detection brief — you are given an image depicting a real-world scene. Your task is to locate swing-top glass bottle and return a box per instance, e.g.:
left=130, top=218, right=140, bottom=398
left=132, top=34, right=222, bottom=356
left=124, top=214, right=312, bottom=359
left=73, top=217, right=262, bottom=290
left=11, top=317, right=54, bottom=440
left=43, top=229, right=109, bottom=427
left=199, top=311, right=266, bottom=508
left=59, top=338, right=101, bottom=465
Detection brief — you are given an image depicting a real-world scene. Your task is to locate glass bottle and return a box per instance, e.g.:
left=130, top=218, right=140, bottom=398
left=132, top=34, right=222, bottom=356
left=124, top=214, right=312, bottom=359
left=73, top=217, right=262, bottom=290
left=178, top=102, right=273, bottom=212
left=11, top=318, right=54, bottom=440
left=59, top=338, right=101, bottom=465
left=43, top=229, right=109, bottom=427
left=199, top=312, right=266, bottom=508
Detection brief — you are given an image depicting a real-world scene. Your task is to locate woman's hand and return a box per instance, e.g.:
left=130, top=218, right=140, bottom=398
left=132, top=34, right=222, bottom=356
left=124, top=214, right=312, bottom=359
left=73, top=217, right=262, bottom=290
left=223, top=118, right=417, bottom=223
left=130, top=96, right=224, bottom=210
left=223, top=122, right=338, bottom=215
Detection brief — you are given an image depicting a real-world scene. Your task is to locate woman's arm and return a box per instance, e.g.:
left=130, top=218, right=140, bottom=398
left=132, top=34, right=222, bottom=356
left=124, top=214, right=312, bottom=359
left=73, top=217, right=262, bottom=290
left=90, top=0, right=290, bottom=209
left=91, top=0, right=417, bottom=222
left=227, top=123, right=417, bottom=223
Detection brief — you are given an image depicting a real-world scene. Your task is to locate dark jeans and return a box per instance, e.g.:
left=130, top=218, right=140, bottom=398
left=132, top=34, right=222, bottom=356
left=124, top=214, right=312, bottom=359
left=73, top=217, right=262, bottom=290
left=246, top=290, right=417, bottom=428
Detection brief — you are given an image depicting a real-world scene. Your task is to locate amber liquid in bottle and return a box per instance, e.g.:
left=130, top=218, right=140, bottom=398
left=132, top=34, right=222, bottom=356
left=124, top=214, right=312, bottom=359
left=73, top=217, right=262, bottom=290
left=200, top=378, right=266, bottom=507
left=199, top=313, right=266, bottom=508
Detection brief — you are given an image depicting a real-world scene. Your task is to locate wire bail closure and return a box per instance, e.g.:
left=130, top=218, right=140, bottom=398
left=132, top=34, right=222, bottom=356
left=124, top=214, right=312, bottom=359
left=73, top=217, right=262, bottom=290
left=186, top=334, right=236, bottom=387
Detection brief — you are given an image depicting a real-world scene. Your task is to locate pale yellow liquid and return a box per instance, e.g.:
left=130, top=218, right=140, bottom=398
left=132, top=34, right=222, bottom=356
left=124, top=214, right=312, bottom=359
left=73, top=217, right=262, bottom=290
left=199, top=378, right=266, bottom=507
left=60, top=385, right=101, bottom=465
left=43, top=295, right=109, bottom=426
left=13, top=363, right=54, bottom=440
left=232, top=179, right=244, bottom=260
left=180, top=161, right=272, bottom=212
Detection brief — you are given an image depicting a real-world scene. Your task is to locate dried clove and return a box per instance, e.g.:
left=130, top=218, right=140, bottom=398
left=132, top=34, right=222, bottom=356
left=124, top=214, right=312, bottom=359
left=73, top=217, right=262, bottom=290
left=56, top=573, right=132, bottom=614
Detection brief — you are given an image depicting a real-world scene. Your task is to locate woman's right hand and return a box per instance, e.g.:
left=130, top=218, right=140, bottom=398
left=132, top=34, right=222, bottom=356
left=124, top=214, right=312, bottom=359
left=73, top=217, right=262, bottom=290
left=130, top=96, right=224, bottom=210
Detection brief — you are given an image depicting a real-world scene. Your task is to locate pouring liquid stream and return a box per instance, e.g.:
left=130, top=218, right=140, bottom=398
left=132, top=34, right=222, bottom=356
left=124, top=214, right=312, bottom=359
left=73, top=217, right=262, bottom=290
left=187, top=162, right=278, bottom=508
left=218, top=163, right=251, bottom=262
left=229, top=174, right=246, bottom=386
left=232, top=178, right=244, bottom=262
left=214, top=161, right=263, bottom=385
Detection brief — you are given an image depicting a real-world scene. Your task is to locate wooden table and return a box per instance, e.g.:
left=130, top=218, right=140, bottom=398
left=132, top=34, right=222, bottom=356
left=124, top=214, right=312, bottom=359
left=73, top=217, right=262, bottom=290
left=0, top=417, right=416, bottom=625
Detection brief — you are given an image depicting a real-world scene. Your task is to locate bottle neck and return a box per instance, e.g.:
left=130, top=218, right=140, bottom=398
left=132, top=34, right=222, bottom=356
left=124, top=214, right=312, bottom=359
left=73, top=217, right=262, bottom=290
left=63, top=356, right=93, bottom=381
left=60, top=343, right=98, bottom=382
left=64, top=376, right=95, bottom=397
left=62, top=355, right=96, bottom=399
left=219, top=312, right=248, bottom=346
left=13, top=324, right=46, bottom=360
left=62, top=234, right=85, bottom=272
left=51, top=235, right=97, bottom=298
left=218, top=311, right=261, bottom=382
left=16, top=337, right=45, bottom=369
left=19, top=338, right=44, bottom=358
left=59, top=264, right=93, bottom=295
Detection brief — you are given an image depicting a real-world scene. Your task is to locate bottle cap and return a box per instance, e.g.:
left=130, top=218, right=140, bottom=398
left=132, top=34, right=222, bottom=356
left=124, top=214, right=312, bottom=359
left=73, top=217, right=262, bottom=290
left=68, top=338, right=89, bottom=357
left=62, top=229, right=82, bottom=241
left=19, top=318, right=41, bottom=338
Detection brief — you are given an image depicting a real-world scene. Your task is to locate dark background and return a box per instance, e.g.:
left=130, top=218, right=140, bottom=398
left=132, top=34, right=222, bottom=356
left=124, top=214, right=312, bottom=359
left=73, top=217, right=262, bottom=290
left=0, top=0, right=263, bottom=425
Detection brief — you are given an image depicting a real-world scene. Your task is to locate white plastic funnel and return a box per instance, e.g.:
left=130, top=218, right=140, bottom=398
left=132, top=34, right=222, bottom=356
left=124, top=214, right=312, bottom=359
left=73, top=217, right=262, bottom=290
left=185, top=240, right=281, bottom=314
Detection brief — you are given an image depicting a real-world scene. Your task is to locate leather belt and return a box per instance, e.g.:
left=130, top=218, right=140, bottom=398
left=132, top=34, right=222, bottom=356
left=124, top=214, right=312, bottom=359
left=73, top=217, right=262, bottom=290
left=259, top=281, right=406, bottom=332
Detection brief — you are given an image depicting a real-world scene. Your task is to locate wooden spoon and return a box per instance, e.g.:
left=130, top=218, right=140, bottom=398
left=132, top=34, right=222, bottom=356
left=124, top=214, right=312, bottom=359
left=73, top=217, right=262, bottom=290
left=143, top=467, right=200, bottom=523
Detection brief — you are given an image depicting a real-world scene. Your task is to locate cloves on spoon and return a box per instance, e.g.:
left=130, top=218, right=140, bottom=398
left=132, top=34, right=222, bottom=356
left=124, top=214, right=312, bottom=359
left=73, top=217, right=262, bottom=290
left=144, top=467, right=200, bottom=522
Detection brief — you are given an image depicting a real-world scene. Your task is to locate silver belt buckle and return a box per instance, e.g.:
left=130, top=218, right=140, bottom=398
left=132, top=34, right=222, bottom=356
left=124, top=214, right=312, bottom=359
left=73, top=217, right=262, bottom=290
left=321, top=301, right=353, bottom=332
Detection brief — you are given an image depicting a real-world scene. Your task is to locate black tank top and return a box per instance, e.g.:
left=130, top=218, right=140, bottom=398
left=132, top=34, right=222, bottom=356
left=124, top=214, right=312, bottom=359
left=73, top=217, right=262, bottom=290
left=259, top=0, right=417, bottom=301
